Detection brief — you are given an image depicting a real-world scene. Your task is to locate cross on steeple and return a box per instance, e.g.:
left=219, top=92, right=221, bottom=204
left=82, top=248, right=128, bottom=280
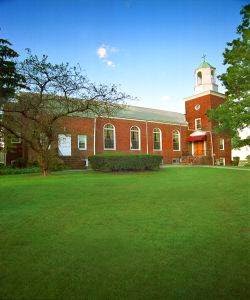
left=202, top=54, right=206, bottom=62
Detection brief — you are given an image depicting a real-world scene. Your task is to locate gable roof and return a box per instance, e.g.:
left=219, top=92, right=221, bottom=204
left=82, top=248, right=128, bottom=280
left=115, top=105, right=186, bottom=125
left=18, top=92, right=187, bottom=125
left=76, top=104, right=186, bottom=125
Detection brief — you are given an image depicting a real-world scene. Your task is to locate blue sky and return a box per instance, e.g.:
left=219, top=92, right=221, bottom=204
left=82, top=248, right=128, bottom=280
left=0, top=0, right=247, bottom=112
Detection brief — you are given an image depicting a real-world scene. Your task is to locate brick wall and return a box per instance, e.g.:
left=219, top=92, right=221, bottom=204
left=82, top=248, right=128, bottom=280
left=95, top=118, right=189, bottom=163
left=5, top=92, right=232, bottom=168
left=185, top=92, right=231, bottom=165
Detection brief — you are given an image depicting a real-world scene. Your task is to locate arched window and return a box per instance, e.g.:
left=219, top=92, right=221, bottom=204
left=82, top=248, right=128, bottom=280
left=130, top=126, right=140, bottom=150
left=197, top=71, right=202, bottom=85
left=219, top=138, right=225, bottom=150
left=173, top=130, right=180, bottom=151
left=211, top=69, right=215, bottom=83
left=103, top=124, right=115, bottom=150
left=153, top=128, right=162, bottom=150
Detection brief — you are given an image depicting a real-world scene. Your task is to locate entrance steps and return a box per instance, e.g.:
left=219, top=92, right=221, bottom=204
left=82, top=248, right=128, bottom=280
left=61, top=156, right=86, bottom=169
left=181, top=155, right=212, bottom=165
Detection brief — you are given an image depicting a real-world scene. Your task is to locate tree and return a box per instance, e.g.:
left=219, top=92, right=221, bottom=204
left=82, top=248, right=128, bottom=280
left=0, top=38, right=25, bottom=106
left=208, top=5, right=250, bottom=148
left=1, top=51, right=131, bottom=175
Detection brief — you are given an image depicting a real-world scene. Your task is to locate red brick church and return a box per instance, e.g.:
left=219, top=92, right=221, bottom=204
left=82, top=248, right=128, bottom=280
left=3, top=60, right=232, bottom=168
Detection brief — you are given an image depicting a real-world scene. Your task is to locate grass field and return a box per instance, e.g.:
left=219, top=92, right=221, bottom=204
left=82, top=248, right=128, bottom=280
left=0, top=167, right=249, bottom=299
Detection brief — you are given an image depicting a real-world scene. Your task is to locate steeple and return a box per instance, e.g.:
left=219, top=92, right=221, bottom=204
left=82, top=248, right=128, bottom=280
left=194, top=55, right=218, bottom=94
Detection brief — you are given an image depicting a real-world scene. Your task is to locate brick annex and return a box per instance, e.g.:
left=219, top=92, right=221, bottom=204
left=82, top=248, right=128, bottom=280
left=4, top=60, right=232, bottom=168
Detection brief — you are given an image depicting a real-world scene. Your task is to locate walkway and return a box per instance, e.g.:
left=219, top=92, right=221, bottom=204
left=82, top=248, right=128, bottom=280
left=161, top=165, right=250, bottom=171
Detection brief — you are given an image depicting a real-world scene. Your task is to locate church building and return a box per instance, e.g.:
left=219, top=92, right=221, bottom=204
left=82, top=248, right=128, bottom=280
left=3, top=60, right=232, bottom=168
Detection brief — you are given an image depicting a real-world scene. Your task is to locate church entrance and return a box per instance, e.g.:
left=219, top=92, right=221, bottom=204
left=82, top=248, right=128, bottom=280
left=193, top=141, right=204, bottom=156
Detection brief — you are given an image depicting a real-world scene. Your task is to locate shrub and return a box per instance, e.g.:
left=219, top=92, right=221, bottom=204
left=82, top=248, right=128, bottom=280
left=0, top=166, right=40, bottom=175
left=243, top=156, right=250, bottom=167
left=232, top=156, right=240, bottom=166
left=11, top=157, right=27, bottom=168
left=231, top=160, right=237, bottom=166
left=48, top=156, right=68, bottom=171
left=28, top=160, right=40, bottom=167
left=89, top=154, right=163, bottom=172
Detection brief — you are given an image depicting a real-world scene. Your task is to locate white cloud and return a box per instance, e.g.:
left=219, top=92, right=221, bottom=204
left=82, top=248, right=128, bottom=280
left=97, top=44, right=118, bottom=68
left=105, top=60, right=115, bottom=68
left=161, top=95, right=171, bottom=101
left=97, top=46, right=107, bottom=59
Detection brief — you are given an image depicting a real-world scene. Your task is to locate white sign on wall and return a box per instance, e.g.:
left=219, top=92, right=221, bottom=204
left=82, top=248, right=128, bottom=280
left=58, top=134, right=71, bottom=156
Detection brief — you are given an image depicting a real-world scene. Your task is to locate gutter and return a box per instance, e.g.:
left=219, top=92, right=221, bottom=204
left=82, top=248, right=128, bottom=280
left=208, top=130, right=215, bottom=165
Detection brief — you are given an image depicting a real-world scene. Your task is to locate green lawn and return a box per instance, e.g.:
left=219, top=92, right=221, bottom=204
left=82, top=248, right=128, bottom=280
left=0, top=167, right=249, bottom=299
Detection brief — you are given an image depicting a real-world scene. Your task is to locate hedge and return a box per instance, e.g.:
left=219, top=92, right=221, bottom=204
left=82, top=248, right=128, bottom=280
left=0, top=166, right=40, bottom=175
left=232, top=156, right=240, bottom=166
left=88, top=154, right=163, bottom=171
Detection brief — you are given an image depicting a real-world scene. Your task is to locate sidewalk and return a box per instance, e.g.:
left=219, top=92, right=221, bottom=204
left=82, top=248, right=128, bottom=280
left=161, top=164, right=250, bottom=171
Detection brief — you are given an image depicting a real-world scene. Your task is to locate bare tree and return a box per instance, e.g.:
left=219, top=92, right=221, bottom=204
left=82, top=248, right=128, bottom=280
left=1, top=51, right=131, bottom=175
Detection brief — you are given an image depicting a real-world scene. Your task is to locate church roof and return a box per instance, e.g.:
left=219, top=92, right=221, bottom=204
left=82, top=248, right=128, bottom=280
left=76, top=104, right=186, bottom=124
left=115, top=105, right=186, bottom=125
left=198, top=60, right=215, bottom=69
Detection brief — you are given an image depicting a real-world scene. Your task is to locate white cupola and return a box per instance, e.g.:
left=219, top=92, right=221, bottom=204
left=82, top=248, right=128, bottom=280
left=194, top=57, right=218, bottom=94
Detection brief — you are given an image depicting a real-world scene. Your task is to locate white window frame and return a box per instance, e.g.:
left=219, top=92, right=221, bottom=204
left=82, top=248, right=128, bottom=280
left=173, top=130, right=181, bottom=151
left=103, top=124, right=116, bottom=150
left=195, top=118, right=202, bottom=130
left=11, top=136, right=21, bottom=144
left=172, top=158, right=181, bottom=164
left=219, top=138, right=225, bottom=150
left=78, top=135, right=87, bottom=150
left=153, top=128, right=162, bottom=151
left=219, top=157, right=225, bottom=166
left=130, top=126, right=141, bottom=150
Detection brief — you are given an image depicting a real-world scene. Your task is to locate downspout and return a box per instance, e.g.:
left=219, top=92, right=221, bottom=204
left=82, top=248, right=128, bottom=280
left=208, top=130, right=214, bottom=165
left=145, top=121, right=149, bottom=154
left=180, top=124, right=182, bottom=157
left=93, top=118, right=96, bottom=155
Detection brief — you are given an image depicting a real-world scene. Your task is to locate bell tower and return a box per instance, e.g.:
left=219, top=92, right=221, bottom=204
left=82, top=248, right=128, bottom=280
left=184, top=57, right=231, bottom=166
left=194, top=55, right=218, bottom=94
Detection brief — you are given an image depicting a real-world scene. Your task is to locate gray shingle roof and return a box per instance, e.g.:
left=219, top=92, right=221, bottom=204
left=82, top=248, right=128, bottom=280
left=115, top=105, right=186, bottom=125
left=75, top=104, right=186, bottom=125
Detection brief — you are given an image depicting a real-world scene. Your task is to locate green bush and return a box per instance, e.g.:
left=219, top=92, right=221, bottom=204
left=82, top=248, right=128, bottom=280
left=89, top=154, right=163, bottom=172
left=48, top=157, right=68, bottom=171
left=0, top=166, right=40, bottom=175
left=11, top=157, right=27, bottom=168
left=28, top=160, right=40, bottom=167
left=27, top=158, right=68, bottom=171
left=231, top=160, right=238, bottom=166
left=232, top=156, right=240, bottom=166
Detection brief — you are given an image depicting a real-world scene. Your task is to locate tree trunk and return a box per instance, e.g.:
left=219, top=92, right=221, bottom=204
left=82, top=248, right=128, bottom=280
left=42, top=167, right=48, bottom=176
left=39, top=153, right=49, bottom=176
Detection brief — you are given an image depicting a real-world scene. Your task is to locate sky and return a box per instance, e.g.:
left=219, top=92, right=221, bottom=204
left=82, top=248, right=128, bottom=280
left=0, top=0, right=248, bottom=113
